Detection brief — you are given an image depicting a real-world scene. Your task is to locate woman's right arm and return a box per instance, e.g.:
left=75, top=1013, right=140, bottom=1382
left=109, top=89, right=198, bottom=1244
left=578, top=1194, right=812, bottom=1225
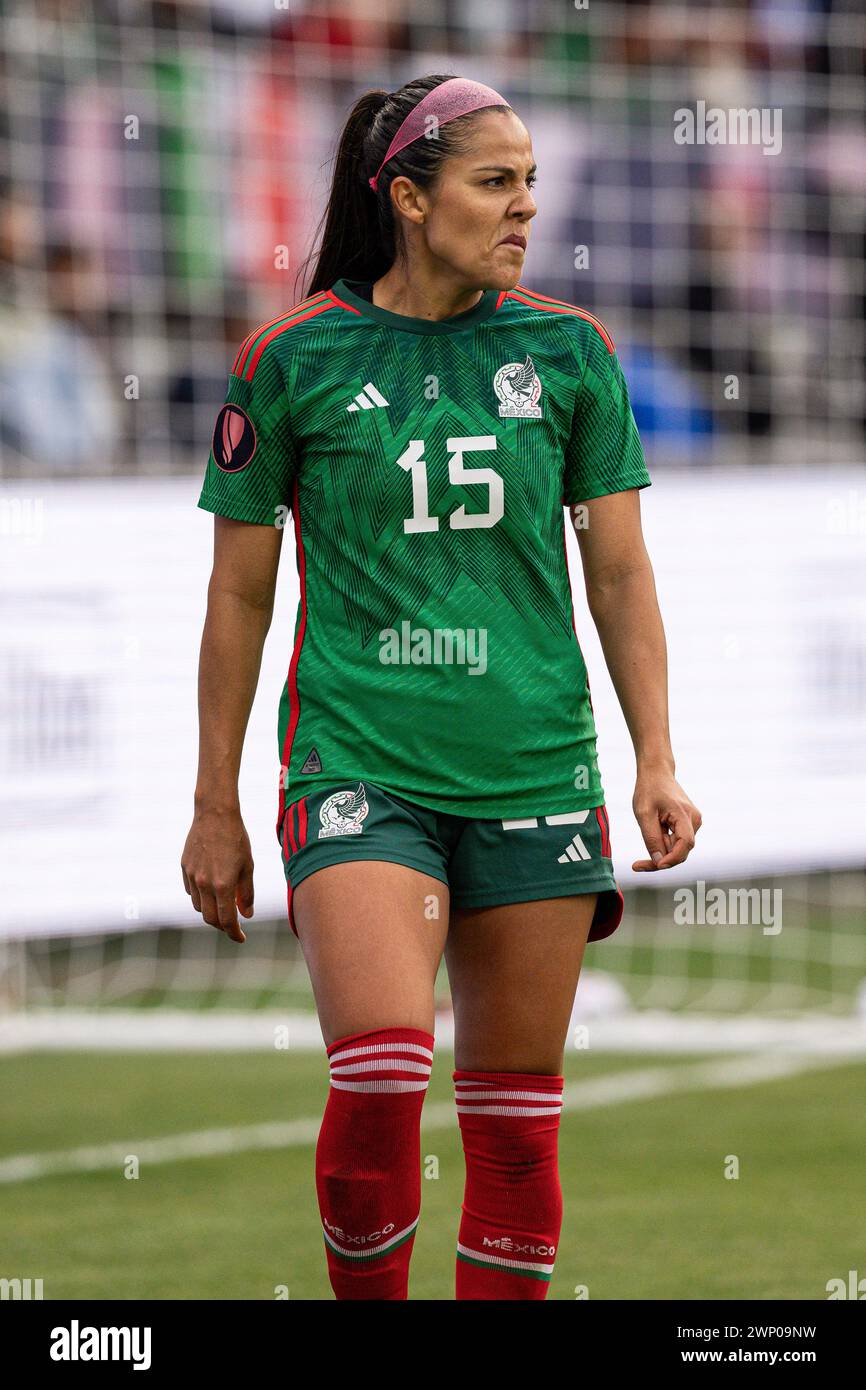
left=181, top=514, right=284, bottom=943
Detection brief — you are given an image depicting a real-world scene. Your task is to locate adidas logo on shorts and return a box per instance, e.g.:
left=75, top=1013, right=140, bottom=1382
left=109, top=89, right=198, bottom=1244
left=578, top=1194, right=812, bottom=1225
left=557, top=833, right=591, bottom=863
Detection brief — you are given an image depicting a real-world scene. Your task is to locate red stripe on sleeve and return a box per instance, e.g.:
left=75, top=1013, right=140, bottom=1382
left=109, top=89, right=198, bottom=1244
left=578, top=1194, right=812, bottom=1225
left=507, top=289, right=616, bottom=353
left=243, top=300, right=334, bottom=381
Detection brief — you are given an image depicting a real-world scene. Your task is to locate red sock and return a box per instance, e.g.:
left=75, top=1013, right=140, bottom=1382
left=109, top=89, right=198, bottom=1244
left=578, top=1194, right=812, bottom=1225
left=454, top=1069, right=564, bottom=1300
left=316, top=1026, right=434, bottom=1300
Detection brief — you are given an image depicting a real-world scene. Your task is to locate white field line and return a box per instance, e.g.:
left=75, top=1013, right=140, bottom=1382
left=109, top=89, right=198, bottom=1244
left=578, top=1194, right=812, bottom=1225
left=0, top=1048, right=860, bottom=1186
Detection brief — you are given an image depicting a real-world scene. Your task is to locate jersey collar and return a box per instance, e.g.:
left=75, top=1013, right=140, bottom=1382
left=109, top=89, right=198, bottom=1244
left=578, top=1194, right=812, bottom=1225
left=331, top=278, right=502, bottom=334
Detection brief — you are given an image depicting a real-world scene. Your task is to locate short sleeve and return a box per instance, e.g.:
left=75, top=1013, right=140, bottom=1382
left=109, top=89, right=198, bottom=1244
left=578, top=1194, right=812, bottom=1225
left=198, top=338, right=298, bottom=525
left=562, top=328, right=651, bottom=505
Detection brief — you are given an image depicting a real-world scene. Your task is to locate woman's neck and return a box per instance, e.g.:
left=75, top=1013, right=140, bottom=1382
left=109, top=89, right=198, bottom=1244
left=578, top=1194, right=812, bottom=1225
left=371, top=264, right=484, bottom=323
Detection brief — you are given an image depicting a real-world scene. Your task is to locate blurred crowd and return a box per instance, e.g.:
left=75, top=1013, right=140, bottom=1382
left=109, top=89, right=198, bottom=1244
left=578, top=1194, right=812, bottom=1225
left=1, top=0, right=864, bottom=474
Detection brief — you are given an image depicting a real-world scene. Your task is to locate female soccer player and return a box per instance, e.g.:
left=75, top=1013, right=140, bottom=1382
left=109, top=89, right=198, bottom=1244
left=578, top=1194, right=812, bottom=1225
left=182, top=74, right=701, bottom=1301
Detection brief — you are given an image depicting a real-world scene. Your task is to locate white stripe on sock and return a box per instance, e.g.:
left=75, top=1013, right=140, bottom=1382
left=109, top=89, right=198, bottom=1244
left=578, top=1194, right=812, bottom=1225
left=453, top=1089, right=561, bottom=1103
left=331, top=1058, right=432, bottom=1077
left=330, top=1079, right=430, bottom=1093
left=457, top=1241, right=554, bottom=1276
left=324, top=1215, right=418, bottom=1260
left=456, top=1104, right=563, bottom=1117
left=329, top=1041, right=434, bottom=1064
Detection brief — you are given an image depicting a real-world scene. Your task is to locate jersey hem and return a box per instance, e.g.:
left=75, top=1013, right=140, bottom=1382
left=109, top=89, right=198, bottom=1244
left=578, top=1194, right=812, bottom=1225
left=281, top=777, right=608, bottom=821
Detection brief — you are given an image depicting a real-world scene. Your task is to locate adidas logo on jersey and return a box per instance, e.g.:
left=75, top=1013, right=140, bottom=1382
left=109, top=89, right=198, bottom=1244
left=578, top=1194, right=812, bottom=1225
left=300, top=747, right=322, bottom=774
left=346, top=382, right=389, bottom=412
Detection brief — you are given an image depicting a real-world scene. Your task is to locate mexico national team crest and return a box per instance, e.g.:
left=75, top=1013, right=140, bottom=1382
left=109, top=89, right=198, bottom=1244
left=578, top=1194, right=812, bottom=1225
left=318, top=783, right=369, bottom=838
left=493, top=355, right=543, bottom=418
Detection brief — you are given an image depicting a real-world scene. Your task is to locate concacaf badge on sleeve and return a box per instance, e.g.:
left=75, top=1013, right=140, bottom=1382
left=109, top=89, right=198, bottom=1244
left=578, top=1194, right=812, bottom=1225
left=212, top=404, right=257, bottom=472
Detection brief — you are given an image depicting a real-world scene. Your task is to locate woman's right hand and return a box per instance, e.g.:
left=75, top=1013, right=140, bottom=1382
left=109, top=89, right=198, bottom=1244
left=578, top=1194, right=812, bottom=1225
left=181, top=806, right=254, bottom=943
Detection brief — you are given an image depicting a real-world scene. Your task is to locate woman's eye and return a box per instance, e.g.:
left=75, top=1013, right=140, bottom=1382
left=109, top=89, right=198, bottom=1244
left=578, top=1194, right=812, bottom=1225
left=483, top=174, right=537, bottom=189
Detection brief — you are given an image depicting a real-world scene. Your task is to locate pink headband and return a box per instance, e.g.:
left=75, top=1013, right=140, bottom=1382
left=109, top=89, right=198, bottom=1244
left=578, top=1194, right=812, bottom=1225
left=368, top=77, right=510, bottom=192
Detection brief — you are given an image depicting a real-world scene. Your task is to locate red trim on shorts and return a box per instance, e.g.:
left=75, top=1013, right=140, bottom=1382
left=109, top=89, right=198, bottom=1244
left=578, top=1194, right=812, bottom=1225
left=595, top=805, right=611, bottom=858
left=282, top=796, right=308, bottom=939
left=587, top=807, right=619, bottom=941
left=589, top=886, right=624, bottom=942
left=282, top=795, right=308, bottom=858
left=284, top=804, right=297, bottom=938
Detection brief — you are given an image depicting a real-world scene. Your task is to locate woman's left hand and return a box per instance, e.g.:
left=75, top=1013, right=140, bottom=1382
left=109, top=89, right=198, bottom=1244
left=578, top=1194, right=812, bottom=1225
left=631, top=767, right=702, bottom=870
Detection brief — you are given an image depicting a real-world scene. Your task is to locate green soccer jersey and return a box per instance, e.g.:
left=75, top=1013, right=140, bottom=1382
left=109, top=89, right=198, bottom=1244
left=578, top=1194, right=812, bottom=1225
left=198, top=278, right=651, bottom=835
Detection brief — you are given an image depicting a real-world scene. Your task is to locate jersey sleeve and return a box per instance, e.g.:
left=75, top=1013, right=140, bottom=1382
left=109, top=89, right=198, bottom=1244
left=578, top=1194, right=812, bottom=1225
left=198, top=337, right=298, bottom=525
left=562, top=326, right=651, bottom=505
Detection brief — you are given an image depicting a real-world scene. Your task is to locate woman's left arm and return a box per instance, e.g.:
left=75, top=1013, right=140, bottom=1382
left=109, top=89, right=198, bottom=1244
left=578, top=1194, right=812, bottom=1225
left=572, top=488, right=702, bottom=871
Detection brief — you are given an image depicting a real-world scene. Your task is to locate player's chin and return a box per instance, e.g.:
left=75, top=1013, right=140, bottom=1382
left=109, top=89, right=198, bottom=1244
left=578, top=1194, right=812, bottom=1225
left=484, top=250, right=526, bottom=290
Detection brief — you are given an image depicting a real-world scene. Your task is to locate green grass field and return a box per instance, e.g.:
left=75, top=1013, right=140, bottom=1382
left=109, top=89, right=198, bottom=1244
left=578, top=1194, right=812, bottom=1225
left=1, top=1047, right=863, bottom=1300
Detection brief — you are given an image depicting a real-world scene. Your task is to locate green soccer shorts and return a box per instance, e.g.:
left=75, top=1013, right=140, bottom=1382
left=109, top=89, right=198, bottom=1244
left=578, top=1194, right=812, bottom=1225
left=279, top=780, right=624, bottom=943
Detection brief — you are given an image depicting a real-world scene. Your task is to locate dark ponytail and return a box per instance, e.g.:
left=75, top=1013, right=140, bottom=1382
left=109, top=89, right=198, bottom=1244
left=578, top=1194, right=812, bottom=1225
left=299, top=74, right=511, bottom=297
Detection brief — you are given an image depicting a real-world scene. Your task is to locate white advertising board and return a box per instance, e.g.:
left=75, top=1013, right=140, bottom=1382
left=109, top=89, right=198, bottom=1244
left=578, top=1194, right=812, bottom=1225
left=0, top=469, right=863, bottom=938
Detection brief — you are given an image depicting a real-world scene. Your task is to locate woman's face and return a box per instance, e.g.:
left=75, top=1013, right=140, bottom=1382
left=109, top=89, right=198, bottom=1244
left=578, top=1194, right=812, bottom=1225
left=399, top=109, right=538, bottom=290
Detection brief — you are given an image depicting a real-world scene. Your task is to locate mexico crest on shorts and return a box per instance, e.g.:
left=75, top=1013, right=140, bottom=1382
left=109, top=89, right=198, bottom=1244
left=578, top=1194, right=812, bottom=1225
left=318, top=783, right=369, bottom=838
left=493, top=355, right=543, bottom=418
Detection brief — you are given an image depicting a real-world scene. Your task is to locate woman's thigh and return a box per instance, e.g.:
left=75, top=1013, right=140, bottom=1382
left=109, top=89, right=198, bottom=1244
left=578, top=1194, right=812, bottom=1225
left=293, top=860, right=450, bottom=1045
left=445, top=894, right=597, bottom=1074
